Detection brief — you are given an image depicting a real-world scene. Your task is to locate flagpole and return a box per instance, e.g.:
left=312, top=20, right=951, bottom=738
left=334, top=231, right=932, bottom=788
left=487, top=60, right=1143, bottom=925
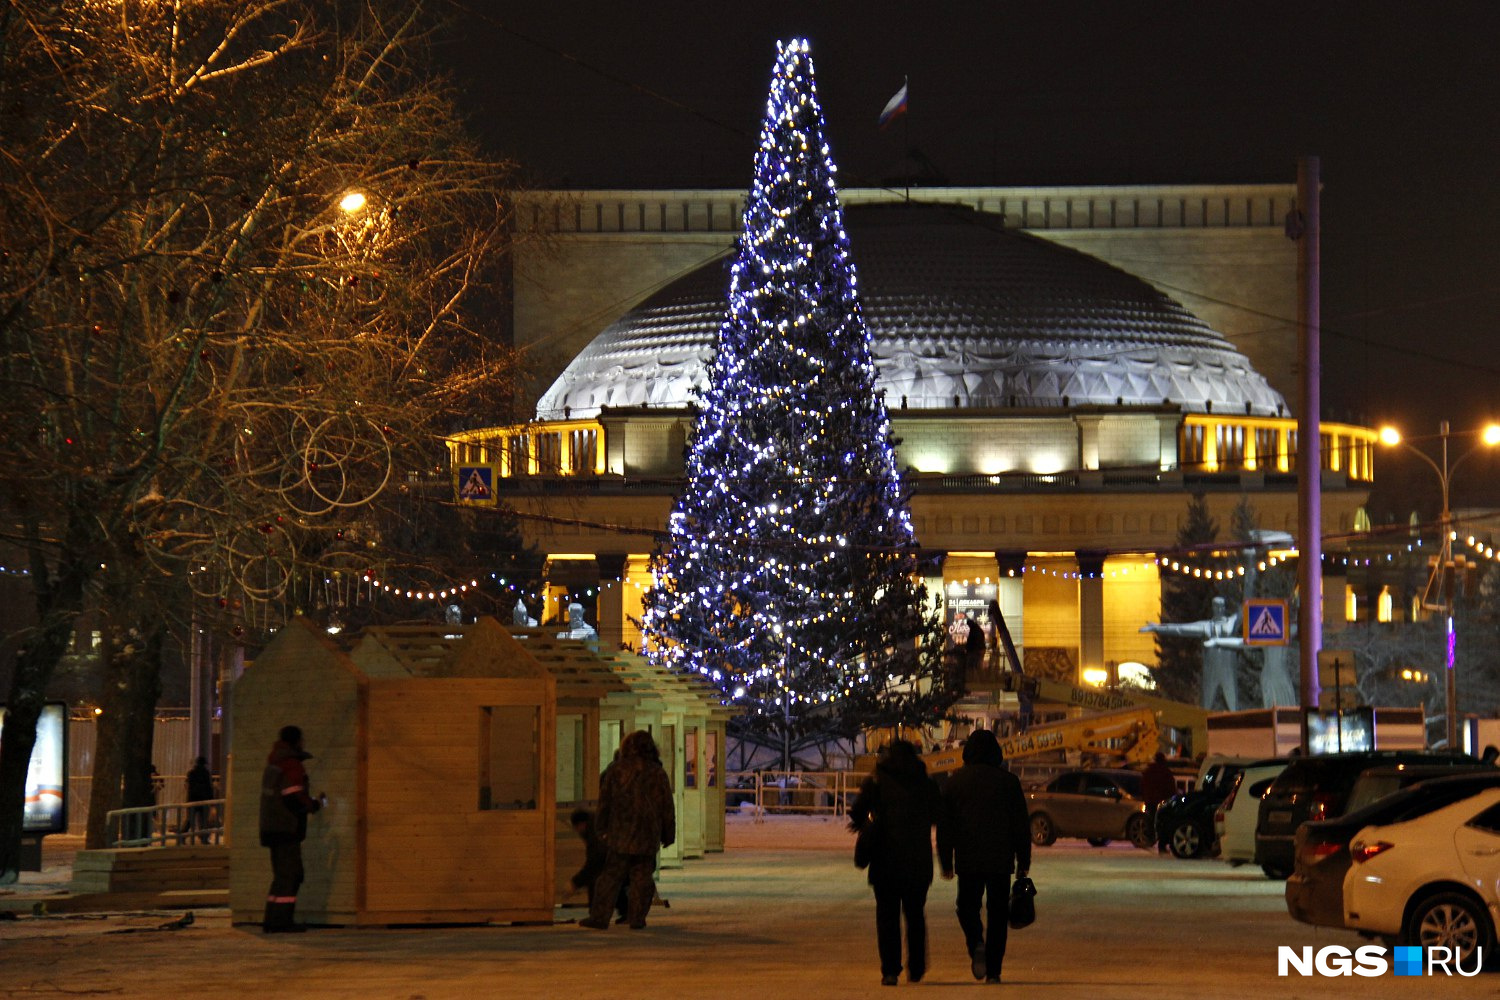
left=878, top=77, right=910, bottom=202
left=902, top=110, right=910, bottom=203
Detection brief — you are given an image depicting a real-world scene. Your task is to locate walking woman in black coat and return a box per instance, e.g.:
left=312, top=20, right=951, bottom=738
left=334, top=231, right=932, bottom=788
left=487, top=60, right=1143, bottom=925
left=849, top=740, right=942, bottom=986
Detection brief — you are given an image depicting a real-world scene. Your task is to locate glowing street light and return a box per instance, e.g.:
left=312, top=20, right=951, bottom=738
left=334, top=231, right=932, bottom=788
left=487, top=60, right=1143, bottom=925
left=338, top=190, right=367, bottom=214
left=1377, top=420, right=1500, bottom=748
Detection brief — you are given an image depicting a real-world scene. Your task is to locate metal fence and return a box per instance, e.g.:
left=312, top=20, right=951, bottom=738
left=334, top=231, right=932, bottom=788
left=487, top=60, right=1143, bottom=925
left=105, top=799, right=226, bottom=848
left=726, top=762, right=1091, bottom=822
left=726, top=771, right=867, bottom=821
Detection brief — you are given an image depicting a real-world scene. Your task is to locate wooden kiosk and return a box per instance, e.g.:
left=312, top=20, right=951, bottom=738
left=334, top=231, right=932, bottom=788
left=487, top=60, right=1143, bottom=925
left=501, top=631, right=733, bottom=873
left=503, top=627, right=645, bottom=902
left=229, top=617, right=557, bottom=926
left=596, top=651, right=735, bottom=861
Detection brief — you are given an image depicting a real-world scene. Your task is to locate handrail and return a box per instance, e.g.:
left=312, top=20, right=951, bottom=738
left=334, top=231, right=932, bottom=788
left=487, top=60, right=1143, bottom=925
left=106, top=799, right=226, bottom=848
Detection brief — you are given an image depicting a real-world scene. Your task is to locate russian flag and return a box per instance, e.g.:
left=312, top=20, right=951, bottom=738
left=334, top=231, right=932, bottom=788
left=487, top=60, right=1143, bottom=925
left=878, top=78, right=908, bottom=129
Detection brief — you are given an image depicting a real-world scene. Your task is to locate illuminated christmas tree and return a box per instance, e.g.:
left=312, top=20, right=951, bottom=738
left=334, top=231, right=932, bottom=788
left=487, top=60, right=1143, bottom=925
left=641, top=39, right=952, bottom=764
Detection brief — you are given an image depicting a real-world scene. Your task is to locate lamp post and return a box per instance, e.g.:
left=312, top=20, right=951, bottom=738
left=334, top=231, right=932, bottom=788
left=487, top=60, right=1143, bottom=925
left=1377, top=421, right=1500, bottom=749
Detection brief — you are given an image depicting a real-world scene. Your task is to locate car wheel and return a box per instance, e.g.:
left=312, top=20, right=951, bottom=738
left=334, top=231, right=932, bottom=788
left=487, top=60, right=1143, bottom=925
left=1261, top=864, right=1290, bottom=880
left=1126, top=813, right=1153, bottom=850
left=1169, top=821, right=1206, bottom=859
left=1030, top=812, right=1057, bottom=847
left=1086, top=837, right=1111, bottom=847
left=1403, top=891, right=1493, bottom=965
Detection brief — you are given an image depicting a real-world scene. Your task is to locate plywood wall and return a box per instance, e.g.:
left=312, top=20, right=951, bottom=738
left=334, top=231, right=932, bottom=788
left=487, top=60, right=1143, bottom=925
left=228, top=623, right=363, bottom=924
left=361, top=678, right=555, bottom=923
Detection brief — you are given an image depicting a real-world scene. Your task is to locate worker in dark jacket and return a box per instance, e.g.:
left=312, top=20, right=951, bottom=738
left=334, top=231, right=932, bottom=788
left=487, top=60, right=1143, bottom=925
left=580, top=730, right=675, bottom=930
left=937, top=728, right=1031, bottom=983
left=1141, top=752, right=1177, bottom=852
left=259, top=725, right=323, bottom=933
left=849, top=739, right=942, bottom=986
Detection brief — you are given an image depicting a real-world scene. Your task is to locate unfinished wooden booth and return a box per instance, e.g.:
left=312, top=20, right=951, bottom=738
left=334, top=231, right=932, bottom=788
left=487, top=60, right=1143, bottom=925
left=679, top=673, right=734, bottom=854
left=596, top=651, right=734, bottom=860
left=229, top=617, right=556, bottom=926
left=504, top=627, right=643, bottom=903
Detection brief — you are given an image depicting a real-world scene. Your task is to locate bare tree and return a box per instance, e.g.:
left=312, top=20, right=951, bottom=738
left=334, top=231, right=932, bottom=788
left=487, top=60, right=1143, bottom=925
left=0, top=0, right=526, bottom=872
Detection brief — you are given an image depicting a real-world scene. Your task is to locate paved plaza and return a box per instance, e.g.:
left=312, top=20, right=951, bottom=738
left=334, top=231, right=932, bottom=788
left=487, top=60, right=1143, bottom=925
left=1, top=815, right=1493, bottom=998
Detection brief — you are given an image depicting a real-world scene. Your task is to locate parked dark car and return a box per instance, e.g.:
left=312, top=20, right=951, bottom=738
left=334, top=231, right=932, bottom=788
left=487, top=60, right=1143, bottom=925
left=1027, top=768, right=1152, bottom=849
left=1286, top=769, right=1500, bottom=929
left=1155, top=760, right=1247, bottom=858
left=1255, top=750, right=1473, bottom=878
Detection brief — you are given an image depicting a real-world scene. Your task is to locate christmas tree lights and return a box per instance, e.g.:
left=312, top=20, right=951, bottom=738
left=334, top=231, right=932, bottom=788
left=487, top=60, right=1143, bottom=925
left=641, top=40, right=952, bottom=761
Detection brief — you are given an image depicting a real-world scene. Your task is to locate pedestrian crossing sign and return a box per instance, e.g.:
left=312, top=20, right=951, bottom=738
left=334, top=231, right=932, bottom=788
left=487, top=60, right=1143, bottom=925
left=1243, top=598, right=1289, bottom=646
left=455, top=464, right=497, bottom=507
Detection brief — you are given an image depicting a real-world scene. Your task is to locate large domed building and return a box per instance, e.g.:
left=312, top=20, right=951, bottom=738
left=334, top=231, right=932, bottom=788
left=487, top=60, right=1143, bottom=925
left=450, top=185, right=1375, bottom=699
left=538, top=202, right=1286, bottom=421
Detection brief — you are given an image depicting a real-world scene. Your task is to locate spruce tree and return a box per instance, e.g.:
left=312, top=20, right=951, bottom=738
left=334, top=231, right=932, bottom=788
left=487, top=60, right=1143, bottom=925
left=1153, top=492, right=1220, bottom=703
left=640, top=39, right=950, bottom=764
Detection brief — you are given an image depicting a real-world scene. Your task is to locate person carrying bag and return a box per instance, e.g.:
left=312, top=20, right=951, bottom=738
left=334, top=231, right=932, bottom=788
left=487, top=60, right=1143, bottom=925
left=937, top=729, right=1032, bottom=983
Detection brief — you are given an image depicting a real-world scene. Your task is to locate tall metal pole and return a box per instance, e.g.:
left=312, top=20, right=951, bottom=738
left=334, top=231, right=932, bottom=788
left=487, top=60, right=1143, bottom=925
left=1439, top=421, right=1458, bottom=750
left=1295, top=157, right=1323, bottom=752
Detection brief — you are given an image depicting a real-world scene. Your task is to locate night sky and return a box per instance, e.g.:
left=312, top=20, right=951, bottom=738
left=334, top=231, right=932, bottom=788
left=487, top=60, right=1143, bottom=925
left=442, top=1, right=1500, bottom=513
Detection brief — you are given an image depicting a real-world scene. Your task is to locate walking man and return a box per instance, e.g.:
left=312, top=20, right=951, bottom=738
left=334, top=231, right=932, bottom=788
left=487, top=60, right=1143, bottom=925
left=579, top=730, right=674, bottom=930
left=937, top=728, right=1031, bottom=983
left=259, top=725, right=323, bottom=933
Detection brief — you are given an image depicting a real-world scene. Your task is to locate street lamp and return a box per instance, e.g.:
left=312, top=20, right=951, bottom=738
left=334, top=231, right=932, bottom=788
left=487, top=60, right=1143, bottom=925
left=1377, top=420, right=1500, bottom=749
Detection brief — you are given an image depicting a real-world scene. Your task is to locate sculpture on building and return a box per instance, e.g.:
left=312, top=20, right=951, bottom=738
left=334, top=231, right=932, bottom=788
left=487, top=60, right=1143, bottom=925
left=557, top=601, right=598, bottom=641
left=513, top=599, right=537, bottom=628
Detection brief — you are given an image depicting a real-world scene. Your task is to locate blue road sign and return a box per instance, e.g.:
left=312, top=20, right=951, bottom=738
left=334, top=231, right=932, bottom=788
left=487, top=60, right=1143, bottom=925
left=455, top=465, right=496, bottom=506
left=1244, top=598, right=1289, bottom=646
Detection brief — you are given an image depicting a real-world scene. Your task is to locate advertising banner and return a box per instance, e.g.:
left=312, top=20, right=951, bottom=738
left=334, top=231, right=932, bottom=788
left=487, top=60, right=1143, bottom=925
left=0, top=702, right=68, bottom=834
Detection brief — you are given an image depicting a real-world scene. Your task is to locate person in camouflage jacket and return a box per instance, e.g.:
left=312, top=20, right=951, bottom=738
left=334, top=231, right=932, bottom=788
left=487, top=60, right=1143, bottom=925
left=579, top=730, right=675, bottom=929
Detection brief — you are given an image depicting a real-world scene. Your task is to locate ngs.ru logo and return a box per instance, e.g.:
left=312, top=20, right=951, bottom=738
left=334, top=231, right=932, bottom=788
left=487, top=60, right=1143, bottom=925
left=1278, top=944, right=1483, bottom=977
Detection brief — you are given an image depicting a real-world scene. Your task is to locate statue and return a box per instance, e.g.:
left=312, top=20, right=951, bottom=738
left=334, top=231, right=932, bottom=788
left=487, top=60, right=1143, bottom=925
left=513, top=598, right=537, bottom=627
left=1205, top=617, right=1299, bottom=707
left=1141, top=595, right=1241, bottom=711
left=1141, top=529, right=1297, bottom=711
left=557, top=601, right=598, bottom=640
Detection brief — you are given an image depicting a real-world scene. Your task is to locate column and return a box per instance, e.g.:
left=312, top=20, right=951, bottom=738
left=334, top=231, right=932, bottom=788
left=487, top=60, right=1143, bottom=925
left=993, top=551, right=1027, bottom=664
left=1076, top=414, right=1102, bottom=471
left=596, top=554, right=628, bottom=650
left=1157, top=414, right=1180, bottom=472
left=1077, top=551, right=1106, bottom=680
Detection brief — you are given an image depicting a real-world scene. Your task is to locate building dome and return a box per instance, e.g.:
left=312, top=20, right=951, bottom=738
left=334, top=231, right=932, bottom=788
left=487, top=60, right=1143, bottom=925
left=535, top=203, right=1287, bottom=421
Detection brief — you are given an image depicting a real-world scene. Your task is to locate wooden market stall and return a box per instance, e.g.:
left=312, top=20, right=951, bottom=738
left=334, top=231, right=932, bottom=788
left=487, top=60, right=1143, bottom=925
left=594, top=650, right=735, bottom=860
left=229, top=617, right=556, bottom=927
left=503, top=627, right=645, bottom=901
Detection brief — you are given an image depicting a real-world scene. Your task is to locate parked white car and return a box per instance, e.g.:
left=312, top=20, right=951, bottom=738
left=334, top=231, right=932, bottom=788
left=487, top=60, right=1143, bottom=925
left=1214, top=758, right=1289, bottom=866
left=1344, top=785, right=1500, bottom=963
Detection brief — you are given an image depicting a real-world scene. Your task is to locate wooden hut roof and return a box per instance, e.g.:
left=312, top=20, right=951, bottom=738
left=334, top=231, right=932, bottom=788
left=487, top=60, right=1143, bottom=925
left=347, top=617, right=550, bottom=680
left=593, top=650, right=738, bottom=721
left=502, top=628, right=639, bottom=703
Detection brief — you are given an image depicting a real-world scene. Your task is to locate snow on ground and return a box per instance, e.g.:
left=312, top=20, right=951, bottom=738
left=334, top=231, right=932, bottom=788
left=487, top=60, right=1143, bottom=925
left=1, top=817, right=1494, bottom=998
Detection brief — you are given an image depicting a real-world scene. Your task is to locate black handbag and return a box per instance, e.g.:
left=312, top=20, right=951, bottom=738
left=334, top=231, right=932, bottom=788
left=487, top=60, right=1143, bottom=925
left=1009, top=876, right=1036, bottom=928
